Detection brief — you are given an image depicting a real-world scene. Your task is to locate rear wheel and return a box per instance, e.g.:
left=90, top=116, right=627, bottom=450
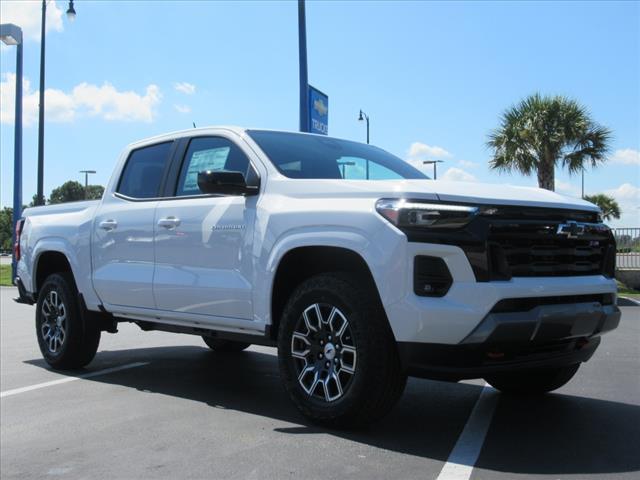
left=36, top=273, right=101, bottom=369
left=202, top=337, right=251, bottom=352
left=278, top=272, right=406, bottom=429
left=485, top=364, right=580, bottom=394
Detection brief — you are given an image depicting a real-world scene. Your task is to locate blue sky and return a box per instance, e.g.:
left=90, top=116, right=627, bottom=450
left=1, top=0, right=638, bottom=226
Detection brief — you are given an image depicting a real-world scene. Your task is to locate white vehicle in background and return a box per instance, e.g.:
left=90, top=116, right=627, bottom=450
left=14, top=127, right=620, bottom=427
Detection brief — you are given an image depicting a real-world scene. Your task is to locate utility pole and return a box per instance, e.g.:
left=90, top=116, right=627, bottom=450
left=36, top=0, right=46, bottom=205
left=423, top=160, right=444, bottom=180
left=1, top=23, right=23, bottom=280
left=35, top=0, right=77, bottom=206
left=298, top=0, right=309, bottom=132
left=79, top=170, right=96, bottom=199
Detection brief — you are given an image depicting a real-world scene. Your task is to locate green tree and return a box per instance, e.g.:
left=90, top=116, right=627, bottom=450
left=29, top=194, right=46, bottom=207
left=583, top=193, right=621, bottom=221
left=487, top=93, right=612, bottom=191
left=48, top=181, right=104, bottom=204
left=85, top=184, right=105, bottom=200
left=49, top=181, right=85, bottom=204
left=0, top=207, right=13, bottom=251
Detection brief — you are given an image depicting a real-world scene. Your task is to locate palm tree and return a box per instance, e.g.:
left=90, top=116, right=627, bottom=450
left=487, top=94, right=612, bottom=191
left=583, top=194, right=621, bottom=221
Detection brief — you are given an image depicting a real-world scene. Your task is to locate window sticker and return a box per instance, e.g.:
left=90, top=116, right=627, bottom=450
left=182, top=147, right=230, bottom=192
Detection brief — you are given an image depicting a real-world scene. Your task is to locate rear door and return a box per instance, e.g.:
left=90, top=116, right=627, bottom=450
left=152, top=135, right=258, bottom=324
left=92, top=141, right=174, bottom=309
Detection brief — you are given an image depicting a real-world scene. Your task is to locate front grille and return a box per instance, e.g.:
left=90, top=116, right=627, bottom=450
left=402, top=206, right=615, bottom=281
left=489, top=223, right=611, bottom=277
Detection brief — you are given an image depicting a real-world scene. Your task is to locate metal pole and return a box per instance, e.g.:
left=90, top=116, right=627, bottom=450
left=433, top=163, right=437, bottom=180
left=366, top=116, right=370, bottom=144
left=298, top=0, right=309, bottom=132
left=12, top=41, right=23, bottom=280
left=84, top=172, right=88, bottom=199
left=36, top=0, right=46, bottom=206
left=581, top=169, right=585, bottom=198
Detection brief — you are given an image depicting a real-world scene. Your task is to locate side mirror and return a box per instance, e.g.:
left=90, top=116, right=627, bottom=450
left=197, top=170, right=258, bottom=196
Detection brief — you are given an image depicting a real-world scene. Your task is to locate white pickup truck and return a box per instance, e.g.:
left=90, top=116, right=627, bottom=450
left=14, top=127, right=620, bottom=427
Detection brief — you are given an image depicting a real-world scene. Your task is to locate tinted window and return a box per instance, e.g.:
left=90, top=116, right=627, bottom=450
left=176, top=137, right=251, bottom=196
left=117, top=142, right=172, bottom=199
left=247, top=130, right=427, bottom=180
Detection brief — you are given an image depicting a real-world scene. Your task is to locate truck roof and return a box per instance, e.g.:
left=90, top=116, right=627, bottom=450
left=126, top=126, right=356, bottom=150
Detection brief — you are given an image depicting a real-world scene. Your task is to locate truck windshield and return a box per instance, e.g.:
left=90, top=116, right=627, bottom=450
left=247, top=130, right=428, bottom=180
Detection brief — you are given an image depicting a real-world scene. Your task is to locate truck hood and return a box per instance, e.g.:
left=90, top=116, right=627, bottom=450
left=272, top=178, right=598, bottom=212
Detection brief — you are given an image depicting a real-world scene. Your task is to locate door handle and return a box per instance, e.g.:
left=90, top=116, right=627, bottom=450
left=99, top=219, right=118, bottom=231
left=157, top=216, right=181, bottom=229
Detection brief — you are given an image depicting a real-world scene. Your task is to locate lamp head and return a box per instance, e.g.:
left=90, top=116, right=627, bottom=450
left=66, top=1, right=77, bottom=22
left=358, top=110, right=364, bottom=121
left=0, top=24, right=23, bottom=46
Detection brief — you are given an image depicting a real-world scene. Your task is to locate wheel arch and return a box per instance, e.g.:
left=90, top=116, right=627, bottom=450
left=34, top=249, right=77, bottom=298
left=269, top=245, right=386, bottom=341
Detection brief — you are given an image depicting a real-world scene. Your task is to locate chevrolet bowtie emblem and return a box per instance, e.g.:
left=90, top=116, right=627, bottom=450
left=313, top=98, right=328, bottom=116
left=557, top=221, right=586, bottom=238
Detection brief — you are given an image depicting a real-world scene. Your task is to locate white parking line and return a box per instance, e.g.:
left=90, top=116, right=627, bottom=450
left=436, top=383, right=499, bottom=480
left=0, top=362, right=150, bottom=398
left=619, top=296, right=640, bottom=306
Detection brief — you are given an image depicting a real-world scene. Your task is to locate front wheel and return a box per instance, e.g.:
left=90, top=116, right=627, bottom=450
left=36, top=273, right=101, bottom=369
left=485, top=364, right=580, bottom=394
left=278, top=272, right=407, bottom=429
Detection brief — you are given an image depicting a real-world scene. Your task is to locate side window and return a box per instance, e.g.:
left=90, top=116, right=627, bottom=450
left=117, top=142, right=172, bottom=199
left=176, top=137, right=251, bottom=196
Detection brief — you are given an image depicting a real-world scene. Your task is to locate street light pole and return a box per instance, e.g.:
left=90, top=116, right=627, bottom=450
left=358, top=109, right=369, bottom=144
left=36, top=0, right=47, bottom=206
left=79, top=170, right=96, bottom=199
left=358, top=110, right=370, bottom=178
left=1, top=23, right=23, bottom=281
left=581, top=168, right=585, bottom=199
left=298, top=0, right=309, bottom=133
left=35, top=0, right=78, bottom=206
left=422, top=160, right=444, bottom=180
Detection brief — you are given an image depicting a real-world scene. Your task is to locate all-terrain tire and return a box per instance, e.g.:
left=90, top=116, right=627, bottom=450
left=278, top=272, right=407, bottom=429
left=35, top=273, right=101, bottom=369
left=485, top=364, right=580, bottom=394
left=202, top=337, right=251, bottom=352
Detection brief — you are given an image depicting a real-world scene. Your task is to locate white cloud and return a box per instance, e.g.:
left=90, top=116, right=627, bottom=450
left=174, top=104, right=191, bottom=114
left=611, top=148, right=640, bottom=166
left=1, top=74, right=162, bottom=125
left=406, top=141, right=453, bottom=172
left=603, top=183, right=640, bottom=228
left=72, top=83, right=161, bottom=122
left=174, top=82, right=196, bottom=95
left=441, top=167, right=478, bottom=182
left=555, top=179, right=580, bottom=196
left=407, top=142, right=452, bottom=161
left=457, top=160, right=479, bottom=169
left=0, top=0, right=64, bottom=42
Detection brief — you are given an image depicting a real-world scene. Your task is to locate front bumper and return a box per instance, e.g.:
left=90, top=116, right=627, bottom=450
left=398, top=299, right=620, bottom=381
left=383, top=241, right=619, bottom=344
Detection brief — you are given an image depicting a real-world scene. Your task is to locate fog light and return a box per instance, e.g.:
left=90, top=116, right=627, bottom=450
left=413, top=256, right=453, bottom=297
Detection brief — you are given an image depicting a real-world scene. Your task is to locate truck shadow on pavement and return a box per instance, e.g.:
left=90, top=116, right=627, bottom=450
left=26, top=345, right=640, bottom=476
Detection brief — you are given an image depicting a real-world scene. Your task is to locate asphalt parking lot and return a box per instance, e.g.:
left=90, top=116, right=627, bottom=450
left=1, top=286, right=639, bottom=480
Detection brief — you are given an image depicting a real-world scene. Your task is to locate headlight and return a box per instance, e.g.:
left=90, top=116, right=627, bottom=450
left=375, top=198, right=479, bottom=229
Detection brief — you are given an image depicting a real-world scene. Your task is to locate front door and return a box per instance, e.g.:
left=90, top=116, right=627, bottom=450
left=152, top=136, right=257, bottom=322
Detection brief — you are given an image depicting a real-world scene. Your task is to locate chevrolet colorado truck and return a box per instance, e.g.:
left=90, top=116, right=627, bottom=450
left=14, top=127, right=620, bottom=427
